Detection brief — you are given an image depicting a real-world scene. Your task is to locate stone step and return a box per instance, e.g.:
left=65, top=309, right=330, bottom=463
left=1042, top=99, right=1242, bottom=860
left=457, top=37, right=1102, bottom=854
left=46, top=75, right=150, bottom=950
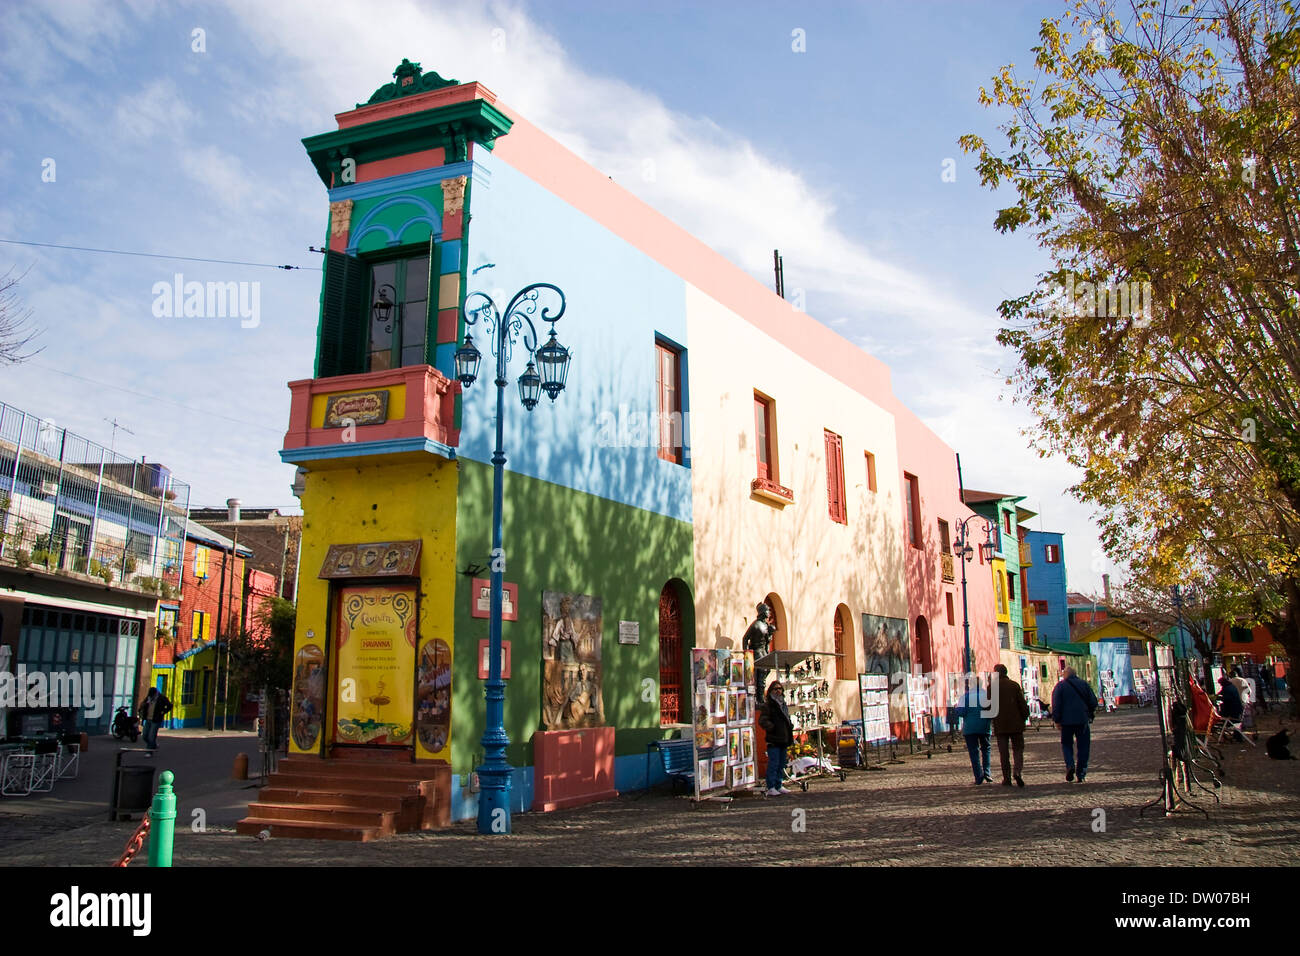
left=277, top=757, right=450, bottom=781
left=245, top=802, right=398, bottom=833
left=256, top=788, right=412, bottom=813
left=267, top=771, right=428, bottom=795
left=235, top=817, right=381, bottom=842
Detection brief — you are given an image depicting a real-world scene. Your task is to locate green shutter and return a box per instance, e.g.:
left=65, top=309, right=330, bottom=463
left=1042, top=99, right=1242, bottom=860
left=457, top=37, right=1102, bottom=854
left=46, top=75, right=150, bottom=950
left=316, top=250, right=369, bottom=378
left=424, top=236, right=437, bottom=366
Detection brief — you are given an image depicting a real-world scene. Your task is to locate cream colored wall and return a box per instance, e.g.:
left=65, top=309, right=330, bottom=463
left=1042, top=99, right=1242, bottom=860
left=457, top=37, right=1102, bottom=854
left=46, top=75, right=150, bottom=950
left=684, top=284, right=909, bottom=723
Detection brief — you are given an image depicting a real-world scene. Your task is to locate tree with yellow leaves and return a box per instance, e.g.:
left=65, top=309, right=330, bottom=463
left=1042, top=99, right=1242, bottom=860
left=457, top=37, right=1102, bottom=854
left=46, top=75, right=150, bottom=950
left=961, top=0, right=1300, bottom=684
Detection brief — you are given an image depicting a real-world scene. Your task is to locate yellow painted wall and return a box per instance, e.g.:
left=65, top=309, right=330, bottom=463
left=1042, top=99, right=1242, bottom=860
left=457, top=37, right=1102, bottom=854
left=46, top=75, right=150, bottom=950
left=684, top=284, right=909, bottom=723
left=289, top=455, right=457, bottom=760
left=992, top=558, right=1010, bottom=624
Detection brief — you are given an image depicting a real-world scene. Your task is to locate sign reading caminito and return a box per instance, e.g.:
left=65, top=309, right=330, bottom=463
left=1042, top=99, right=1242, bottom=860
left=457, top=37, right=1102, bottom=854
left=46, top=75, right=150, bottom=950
left=324, top=390, right=390, bottom=428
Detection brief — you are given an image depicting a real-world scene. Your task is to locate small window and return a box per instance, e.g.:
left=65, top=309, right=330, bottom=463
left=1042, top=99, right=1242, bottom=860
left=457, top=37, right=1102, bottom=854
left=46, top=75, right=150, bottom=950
left=754, top=393, right=777, bottom=481
left=938, top=519, right=951, bottom=554
left=825, top=430, right=846, bottom=524
left=181, top=670, right=196, bottom=705
left=367, top=253, right=430, bottom=371
left=656, top=340, right=685, bottom=464
left=1008, top=574, right=1016, bottom=600
left=864, top=452, right=877, bottom=493
left=904, top=473, right=921, bottom=549
left=945, top=593, right=955, bottom=626
left=1044, top=544, right=1060, bottom=563
left=1229, top=626, right=1253, bottom=644
left=1032, top=599, right=1049, bottom=614
left=998, top=622, right=1010, bottom=649
left=1004, top=510, right=1013, bottom=533
left=193, top=547, right=209, bottom=580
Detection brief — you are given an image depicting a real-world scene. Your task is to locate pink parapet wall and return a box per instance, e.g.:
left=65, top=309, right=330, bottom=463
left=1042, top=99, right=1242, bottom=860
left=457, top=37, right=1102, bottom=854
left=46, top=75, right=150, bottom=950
left=488, top=106, right=896, bottom=412
left=531, top=726, right=618, bottom=812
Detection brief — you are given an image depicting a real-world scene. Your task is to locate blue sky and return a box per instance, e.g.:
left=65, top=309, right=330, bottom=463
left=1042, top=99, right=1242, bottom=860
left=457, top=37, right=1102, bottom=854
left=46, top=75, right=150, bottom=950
left=0, top=0, right=1115, bottom=596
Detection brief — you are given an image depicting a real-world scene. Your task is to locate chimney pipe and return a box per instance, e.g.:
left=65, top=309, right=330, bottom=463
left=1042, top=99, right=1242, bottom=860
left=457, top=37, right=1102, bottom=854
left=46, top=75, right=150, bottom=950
left=1102, top=573, right=1111, bottom=608
left=227, top=497, right=242, bottom=523
left=773, top=249, right=785, bottom=299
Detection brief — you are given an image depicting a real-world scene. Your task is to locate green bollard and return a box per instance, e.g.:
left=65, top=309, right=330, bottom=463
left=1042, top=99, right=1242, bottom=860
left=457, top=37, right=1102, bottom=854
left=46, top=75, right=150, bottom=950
left=148, top=770, right=176, bottom=868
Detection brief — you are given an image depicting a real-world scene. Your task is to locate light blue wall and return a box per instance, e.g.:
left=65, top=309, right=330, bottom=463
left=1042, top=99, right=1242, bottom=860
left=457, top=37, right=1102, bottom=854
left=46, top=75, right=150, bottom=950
left=459, top=150, right=693, bottom=524
left=1025, top=530, right=1069, bottom=645
left=447, top=754, right=669, bottom=822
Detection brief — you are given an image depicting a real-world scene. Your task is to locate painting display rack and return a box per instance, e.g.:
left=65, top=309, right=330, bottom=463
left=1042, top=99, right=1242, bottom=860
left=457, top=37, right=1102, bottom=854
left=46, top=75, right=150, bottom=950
left=689, top=648, right=758, bottom=806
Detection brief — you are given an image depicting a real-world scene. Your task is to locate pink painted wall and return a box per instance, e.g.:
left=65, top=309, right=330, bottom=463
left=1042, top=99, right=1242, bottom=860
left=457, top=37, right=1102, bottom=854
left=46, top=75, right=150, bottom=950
left=891, top=402, right=999, bottom=694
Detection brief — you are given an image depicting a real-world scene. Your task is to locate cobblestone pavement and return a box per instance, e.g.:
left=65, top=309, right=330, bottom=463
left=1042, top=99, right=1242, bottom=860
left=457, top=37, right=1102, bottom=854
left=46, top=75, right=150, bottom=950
left=1, top=708, right=1296, bottom=866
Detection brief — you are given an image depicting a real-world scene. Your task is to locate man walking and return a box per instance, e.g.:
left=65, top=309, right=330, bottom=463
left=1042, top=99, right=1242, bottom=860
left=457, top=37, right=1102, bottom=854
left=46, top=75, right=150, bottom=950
left=139, top=686, right=173, bottom=752
left=1051, top=666, right=1097, bottom=782
left=956, top=676, right=993, bottom=785
left=992, top=664, right=1030, bottom=787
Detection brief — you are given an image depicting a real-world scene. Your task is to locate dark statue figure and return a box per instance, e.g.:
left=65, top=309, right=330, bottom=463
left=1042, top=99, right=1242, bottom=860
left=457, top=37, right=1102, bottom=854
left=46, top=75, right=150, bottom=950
left=744, top=602, right=777, bottom=696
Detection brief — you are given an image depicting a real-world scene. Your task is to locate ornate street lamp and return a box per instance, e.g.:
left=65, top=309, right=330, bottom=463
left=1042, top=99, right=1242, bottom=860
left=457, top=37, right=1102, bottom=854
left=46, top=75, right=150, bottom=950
left=954, top=514, right=997, bottom=675
left=456, top=282, right=569, bottom=835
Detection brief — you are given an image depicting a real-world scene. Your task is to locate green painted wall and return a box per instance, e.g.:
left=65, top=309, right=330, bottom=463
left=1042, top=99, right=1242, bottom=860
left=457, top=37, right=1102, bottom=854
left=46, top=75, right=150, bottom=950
left=451, top=458, right=695, bottom=773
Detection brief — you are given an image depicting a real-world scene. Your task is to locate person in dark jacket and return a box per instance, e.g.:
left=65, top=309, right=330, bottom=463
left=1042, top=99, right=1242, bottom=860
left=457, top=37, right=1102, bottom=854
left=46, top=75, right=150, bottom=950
left=758, top=681, right=794, bottom=796
left=1216, top=676, right=1245, bottom=740
left=138, top=687, right=173, bottom=752
left=992, top=664, right=1031, bottom=787
left=1051, top=667, right=1097, bottom=782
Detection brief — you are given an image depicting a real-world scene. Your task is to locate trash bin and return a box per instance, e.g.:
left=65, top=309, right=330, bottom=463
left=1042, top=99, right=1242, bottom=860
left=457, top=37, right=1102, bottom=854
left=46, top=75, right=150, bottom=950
left=110, top=750, right=157, bottom=821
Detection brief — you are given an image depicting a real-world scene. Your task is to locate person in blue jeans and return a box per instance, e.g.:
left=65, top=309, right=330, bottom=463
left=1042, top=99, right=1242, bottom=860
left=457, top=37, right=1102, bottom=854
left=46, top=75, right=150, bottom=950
left=1051, top=666, right=1098, bottom=782
left=956, top=678, right=992, bottom=785
left=758, top=681, right=794, bottom=796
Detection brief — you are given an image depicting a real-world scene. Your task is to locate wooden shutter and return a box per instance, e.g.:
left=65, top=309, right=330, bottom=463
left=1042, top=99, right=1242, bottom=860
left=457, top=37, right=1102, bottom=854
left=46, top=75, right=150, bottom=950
left=316, top=250, right=370, bottom=378
left=755, top=397, right=770, bottom=479
left=825, top=430, right=845, bottom=523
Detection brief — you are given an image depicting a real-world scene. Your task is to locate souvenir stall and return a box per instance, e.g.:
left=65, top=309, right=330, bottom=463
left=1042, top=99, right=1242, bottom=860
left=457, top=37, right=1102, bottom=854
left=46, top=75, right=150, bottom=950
left=690, top=648, right=758, bottom=803
left=756, top=649, right=845, bottom=790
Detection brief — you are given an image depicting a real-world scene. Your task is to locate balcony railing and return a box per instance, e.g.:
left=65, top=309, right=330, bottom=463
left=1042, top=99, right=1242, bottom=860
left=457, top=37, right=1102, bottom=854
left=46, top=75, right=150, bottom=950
left=940, top=552, right=955, bottom=583
left=0, top=400, right=190, bottom=596
left=1019, top=541, right=1032, bottom=566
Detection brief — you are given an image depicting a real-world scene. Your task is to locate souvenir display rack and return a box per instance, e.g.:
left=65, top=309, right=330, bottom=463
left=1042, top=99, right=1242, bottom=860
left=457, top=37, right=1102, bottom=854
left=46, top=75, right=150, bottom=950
left=689, top=648, right=758, bottom=805
left=756, top=649, right=846, bottom=791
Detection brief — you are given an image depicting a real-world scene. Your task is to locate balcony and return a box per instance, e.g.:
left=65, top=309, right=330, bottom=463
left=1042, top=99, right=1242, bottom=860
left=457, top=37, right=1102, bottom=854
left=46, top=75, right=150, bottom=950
left=282, top=365, right=461, bottom=468
left=1019, top=541, right=1032, bottom=566
left=1022, top=604, right=1037, bottom=628
left=940, top=552, right=955, bottom=583
left=750, top=477, right=794, bottom=506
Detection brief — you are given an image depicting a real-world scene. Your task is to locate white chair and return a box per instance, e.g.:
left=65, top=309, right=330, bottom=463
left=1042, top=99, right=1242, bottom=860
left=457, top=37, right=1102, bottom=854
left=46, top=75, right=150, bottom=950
left=56, top=743, right=79, bottom=780
left=29, top=752, right=57, bottom=792
left=1215, top=711, right=1256, bottom=747
left=1, top=753, right=34, bottom=796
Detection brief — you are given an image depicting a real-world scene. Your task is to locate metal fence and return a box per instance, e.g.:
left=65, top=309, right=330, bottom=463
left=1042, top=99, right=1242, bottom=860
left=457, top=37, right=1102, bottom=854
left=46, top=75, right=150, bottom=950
left=0, top=400, right=189, bottom=597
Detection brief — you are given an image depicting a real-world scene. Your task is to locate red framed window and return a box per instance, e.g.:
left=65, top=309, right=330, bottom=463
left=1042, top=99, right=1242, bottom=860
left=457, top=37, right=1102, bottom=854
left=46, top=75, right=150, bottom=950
left=1031, top=599, right=1049, bottom=614
left=1044, top=544, right=1060, bottom=563
left=938, top=519, right=951, bottom=554
left=1004, top=510, right=1013, bottom=533
left=754, top=393, right=776, bottom=480
left=946, top=593, right=955, bottom=626
left=825, top=430, right=846, bottom=524
left=656, top=341, right=683, bottom=464
left=904, top=473, right=922, bottom=548
left=864, top=451, right=877, bottom=492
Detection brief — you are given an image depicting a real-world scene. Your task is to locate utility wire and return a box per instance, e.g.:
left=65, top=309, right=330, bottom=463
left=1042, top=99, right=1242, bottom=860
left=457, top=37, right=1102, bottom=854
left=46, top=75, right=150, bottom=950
left=23, top=362, right=285, bottom=433
left=0, top=238, right=321, bottom=271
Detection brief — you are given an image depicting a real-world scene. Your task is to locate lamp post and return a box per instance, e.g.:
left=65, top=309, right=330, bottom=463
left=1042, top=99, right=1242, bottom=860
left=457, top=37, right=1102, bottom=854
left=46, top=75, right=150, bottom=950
left=454, top=282, right=570, bottom=836
left=954, top=515, right=997, bottom=675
